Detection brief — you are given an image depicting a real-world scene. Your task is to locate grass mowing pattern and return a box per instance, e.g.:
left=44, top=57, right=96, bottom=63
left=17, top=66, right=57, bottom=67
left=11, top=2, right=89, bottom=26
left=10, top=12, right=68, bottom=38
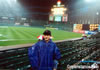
left=0, top=26, right=81, bottom=46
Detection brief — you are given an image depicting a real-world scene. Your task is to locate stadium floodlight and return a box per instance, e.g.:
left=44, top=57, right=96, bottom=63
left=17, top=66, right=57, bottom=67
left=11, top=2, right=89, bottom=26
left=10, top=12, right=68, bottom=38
left=85, top=0, right=97, bottom=3
left=14, top=0, right=17, bottom=2
left=85, top=0, right=92, bottom=2
left=96, top=12, right=99, bottom=15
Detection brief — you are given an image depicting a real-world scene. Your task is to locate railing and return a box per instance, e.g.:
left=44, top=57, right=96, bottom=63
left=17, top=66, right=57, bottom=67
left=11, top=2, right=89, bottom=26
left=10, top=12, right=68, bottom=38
left=0, top=38, right=99, bottom=70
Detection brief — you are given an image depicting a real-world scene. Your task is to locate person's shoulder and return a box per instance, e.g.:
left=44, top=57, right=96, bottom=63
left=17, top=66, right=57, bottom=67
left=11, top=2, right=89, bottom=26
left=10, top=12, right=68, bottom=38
left=50, top=41, right=57, bottom=47
left=49, top=40, right=54, bottom=44
left=35, top=40, right=44, bottom=46
left=39, top=40, right=44, bottom=43
left=51, top=41, right=55, bottom=45
left=36, top=40, right=43, bottom=44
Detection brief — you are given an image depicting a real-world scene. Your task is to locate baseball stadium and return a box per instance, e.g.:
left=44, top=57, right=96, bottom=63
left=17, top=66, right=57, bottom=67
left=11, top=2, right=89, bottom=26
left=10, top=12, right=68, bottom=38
left=0, top=0, right=100, bottom=70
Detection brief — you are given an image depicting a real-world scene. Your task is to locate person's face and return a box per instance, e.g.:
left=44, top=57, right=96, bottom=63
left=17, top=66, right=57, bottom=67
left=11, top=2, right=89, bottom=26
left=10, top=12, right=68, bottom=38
left=43, top=35, right=51, bottom=42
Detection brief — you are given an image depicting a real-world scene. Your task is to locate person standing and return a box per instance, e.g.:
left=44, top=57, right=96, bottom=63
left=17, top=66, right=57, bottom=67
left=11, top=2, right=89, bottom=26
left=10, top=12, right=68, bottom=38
left=28, top=30, right=61, bottom=70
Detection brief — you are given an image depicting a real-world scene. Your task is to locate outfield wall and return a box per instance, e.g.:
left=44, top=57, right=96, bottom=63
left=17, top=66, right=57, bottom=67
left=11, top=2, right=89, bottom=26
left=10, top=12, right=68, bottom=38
left=47, top=22, right=73, bottom=32
left=0, top=19, right=73, bottom=32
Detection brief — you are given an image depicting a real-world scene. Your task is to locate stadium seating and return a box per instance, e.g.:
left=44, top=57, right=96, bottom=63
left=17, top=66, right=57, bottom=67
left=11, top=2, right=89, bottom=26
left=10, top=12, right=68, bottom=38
left=0, top=47, right=31, bottom=70
left=78, top=50, right=100, bottom=68
left=0, top=38, right=99, bottom=70
left=58, top=39, right=98, bottom=70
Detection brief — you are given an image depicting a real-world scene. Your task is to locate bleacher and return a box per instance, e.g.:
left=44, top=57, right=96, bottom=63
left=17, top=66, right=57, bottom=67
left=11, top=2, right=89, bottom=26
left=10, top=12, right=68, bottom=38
left=66, top=39, right=100, bottom=70
left=77, top=50, right=100, bottom=70
left=0, top=47, right=31, bottom=70
left=57, top=39, right=98, bottom=70
left=0, top=38, right=99, bottom=70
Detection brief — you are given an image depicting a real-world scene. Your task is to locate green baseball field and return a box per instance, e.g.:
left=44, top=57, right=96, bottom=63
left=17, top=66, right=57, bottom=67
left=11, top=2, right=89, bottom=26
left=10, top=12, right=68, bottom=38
left=0, top=26, right=81, bottom=46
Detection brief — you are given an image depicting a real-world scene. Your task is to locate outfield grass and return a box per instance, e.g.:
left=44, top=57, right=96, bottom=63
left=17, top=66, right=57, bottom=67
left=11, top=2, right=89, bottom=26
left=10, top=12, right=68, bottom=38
left=0, top=26, right=81, bottom=46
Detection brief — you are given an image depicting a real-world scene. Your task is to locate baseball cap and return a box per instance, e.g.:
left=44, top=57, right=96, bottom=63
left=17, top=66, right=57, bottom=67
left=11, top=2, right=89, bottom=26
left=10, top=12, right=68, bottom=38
left=43, top=30, right=51, bottom=36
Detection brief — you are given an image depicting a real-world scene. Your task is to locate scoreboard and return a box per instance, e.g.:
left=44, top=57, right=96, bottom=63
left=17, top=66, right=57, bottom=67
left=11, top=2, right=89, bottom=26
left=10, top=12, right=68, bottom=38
left=73, top=24, right=99, bottom=34
left=49, top=14, right=68, bottom=22
left=74, top=24, right=99, bottom=31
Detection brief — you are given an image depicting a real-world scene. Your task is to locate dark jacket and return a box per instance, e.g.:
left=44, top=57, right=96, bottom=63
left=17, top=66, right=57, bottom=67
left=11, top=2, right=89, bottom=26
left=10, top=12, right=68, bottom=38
left=28, top=40, right=61, bottom=70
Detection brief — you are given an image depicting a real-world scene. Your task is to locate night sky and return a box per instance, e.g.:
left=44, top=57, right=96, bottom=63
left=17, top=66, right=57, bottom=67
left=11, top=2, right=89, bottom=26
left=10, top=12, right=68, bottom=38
left=18, top=0, right=78, bottom=20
